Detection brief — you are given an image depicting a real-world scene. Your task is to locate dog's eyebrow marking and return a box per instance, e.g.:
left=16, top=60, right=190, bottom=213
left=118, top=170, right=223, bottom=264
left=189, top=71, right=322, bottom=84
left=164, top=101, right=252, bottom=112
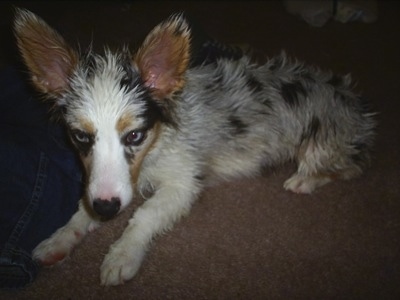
left=280, top=80, right=307, bottom=107
left=116, top=112, right=134, bottom=134
left=78, top=117, right=96, bottom=135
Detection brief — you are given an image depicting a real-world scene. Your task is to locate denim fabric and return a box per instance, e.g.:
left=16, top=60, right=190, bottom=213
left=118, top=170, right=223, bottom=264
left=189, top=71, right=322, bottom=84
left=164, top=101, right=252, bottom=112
left=0, top=66, right=83, bottom=289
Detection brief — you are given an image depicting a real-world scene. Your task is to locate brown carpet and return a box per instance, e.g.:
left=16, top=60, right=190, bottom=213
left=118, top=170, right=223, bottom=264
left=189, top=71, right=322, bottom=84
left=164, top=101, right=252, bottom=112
left=1, top=1, right=399, bottom=299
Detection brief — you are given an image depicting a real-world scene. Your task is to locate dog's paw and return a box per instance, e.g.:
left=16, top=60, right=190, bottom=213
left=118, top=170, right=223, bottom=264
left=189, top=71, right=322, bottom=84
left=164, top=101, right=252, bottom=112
left=284, top=173, right=331, bottom=194
left=100, top=242, right=145, bottom=286
left=32, top=226, right=84, bottom=266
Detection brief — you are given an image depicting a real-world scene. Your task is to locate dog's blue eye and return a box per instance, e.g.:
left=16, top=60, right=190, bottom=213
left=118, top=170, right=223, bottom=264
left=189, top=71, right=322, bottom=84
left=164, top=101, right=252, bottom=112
left=124, top=130, right=145, bottom=146
left=73, top=130, right=90, bottom=144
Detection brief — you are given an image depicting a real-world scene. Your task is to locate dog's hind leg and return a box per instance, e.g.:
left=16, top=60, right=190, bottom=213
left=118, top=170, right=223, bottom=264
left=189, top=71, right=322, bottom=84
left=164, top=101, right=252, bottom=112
left=32, top=200, right=100, bottom=266
left=284, top=172, right=333, bottom=194
left=283, top=139, right=363, bottom=194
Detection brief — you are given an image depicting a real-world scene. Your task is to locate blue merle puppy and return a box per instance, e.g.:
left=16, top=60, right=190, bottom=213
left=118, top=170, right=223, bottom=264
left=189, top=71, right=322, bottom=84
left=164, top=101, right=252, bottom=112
left=14, top=9, right=376, bottom=286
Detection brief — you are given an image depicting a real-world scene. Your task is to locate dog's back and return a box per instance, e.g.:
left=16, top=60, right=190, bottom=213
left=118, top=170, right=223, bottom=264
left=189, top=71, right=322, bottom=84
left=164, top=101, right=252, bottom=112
left=156, top=52, right=376, bottom=192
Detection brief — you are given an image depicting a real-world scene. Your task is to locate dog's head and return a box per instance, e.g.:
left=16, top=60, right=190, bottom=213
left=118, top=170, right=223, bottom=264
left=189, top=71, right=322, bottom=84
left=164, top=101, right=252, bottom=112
left=14, top=8, right=191, bottom=219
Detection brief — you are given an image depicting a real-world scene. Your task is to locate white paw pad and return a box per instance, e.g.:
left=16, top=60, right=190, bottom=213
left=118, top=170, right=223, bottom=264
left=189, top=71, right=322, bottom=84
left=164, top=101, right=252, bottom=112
left=284, top=173, right=331, bottom=194
left=100, top=244, right=145, bottom=286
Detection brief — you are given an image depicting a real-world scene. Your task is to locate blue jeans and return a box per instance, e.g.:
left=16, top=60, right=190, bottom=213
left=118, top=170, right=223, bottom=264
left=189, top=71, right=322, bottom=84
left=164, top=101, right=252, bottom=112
left=0, top=66, right=83, bottom=289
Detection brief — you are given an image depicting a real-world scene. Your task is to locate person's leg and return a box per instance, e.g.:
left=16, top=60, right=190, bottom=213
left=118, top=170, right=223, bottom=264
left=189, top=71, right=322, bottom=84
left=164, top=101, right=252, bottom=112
left=0, top=66, right=83, bottom=289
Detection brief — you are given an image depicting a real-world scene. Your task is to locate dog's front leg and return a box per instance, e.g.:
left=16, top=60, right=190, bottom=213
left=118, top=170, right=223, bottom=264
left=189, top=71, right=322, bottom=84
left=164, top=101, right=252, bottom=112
left=32, top=200, right=100, bottom=265
left=100, top=183, right=199, bottom=286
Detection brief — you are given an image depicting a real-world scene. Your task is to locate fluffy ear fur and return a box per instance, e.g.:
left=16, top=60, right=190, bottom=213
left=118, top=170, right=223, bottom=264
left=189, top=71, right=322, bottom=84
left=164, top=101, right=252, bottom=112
left=14, top=8, right=78, bottom=98
left=134, top=14, right=191, bottom=100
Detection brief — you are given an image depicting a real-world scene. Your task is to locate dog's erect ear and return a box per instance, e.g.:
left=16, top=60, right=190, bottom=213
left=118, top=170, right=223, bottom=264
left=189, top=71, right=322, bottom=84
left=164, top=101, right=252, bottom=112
left=14, top=8, right=78, bottom=98
left=134, top=14, right=191, bottom=100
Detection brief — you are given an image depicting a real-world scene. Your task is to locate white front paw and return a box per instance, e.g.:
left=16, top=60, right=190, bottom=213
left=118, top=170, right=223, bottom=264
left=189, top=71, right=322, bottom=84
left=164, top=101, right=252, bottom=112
left=33, top=226, right=83, bottom=266
left=100, top=242, right=145, bottom=286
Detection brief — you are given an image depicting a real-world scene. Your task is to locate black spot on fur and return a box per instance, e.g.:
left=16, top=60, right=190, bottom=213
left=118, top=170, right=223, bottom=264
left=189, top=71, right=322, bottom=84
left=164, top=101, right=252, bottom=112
left=309, top=116, right=321, bottom=139
left=302, top=116, right=321, bottom=141
left=280, top=80, right=307, bottom=107
left=228, top=115, right=248, bottom=135
left=204, top=83, right=213, bottom=91
left=140, top=94, right=173, bottom=128
left=246, top=74, right=263, bottom=93
left=118, top=52, right=142, bottom=93
left=120, top=65, right=136, bottom=91
left=125, top=74, right=177, bottom=129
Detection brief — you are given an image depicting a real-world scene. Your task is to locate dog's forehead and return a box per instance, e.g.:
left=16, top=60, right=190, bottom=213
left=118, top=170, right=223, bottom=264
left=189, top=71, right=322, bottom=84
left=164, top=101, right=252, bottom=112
left=65, top=51, right=148, bottom=132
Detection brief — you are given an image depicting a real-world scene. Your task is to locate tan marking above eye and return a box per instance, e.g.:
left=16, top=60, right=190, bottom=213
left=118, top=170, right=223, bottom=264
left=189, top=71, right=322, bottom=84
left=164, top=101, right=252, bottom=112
left=116, top=113, right=134, bottom=134
left=77, top=117, right=95, bottom=135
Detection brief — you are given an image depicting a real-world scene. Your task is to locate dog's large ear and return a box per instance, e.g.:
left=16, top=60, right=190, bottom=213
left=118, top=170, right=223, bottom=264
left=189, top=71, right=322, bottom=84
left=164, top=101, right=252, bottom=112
left=134, top=14, right=191, bottom=100
left=14, top=8, right=78, bottom=99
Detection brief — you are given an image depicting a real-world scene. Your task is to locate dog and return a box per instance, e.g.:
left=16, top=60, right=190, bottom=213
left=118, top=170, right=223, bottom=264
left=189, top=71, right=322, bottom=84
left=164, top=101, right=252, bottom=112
left=14, top=8, right=376, bottom=286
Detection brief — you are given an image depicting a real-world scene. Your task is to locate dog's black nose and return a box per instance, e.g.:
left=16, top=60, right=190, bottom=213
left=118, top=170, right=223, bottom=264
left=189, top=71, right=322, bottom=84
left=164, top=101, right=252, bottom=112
left=93, top=197, right=121, bottom=219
